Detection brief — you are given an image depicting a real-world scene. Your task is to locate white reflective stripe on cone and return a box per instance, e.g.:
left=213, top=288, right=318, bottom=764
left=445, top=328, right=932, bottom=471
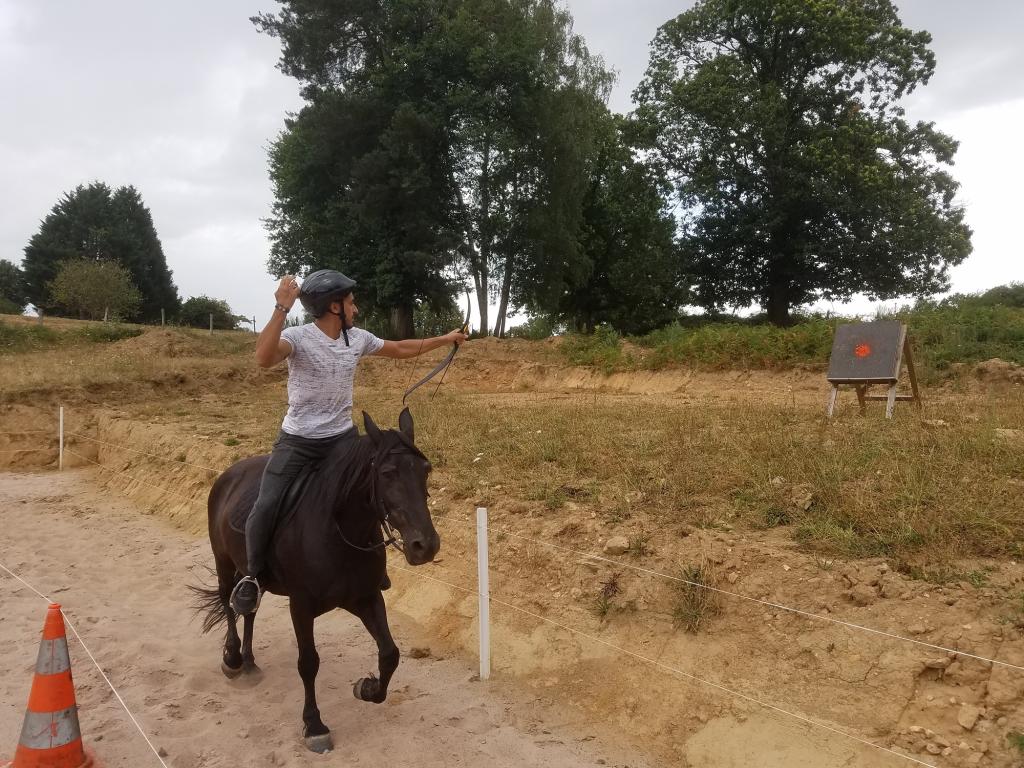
left=18, top=706, right=83, bottom=749
left=35, top=637, right=71, bottom=675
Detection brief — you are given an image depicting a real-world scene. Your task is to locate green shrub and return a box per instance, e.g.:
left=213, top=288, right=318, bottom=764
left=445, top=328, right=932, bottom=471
left=560, top=325, right=631, bottom=373
left=0, top=321, right=59, bottom=353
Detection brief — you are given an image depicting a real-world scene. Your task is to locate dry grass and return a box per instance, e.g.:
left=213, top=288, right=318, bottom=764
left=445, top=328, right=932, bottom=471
left=367, top=389, right=1024, bottom=565
left=5, top=321, right=1023, bottom=568
left=672, top=557, right=721, bottom=633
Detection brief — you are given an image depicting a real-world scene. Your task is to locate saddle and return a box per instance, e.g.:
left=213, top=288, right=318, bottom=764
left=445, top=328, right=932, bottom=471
left=229, top=461, right=321, bottom=535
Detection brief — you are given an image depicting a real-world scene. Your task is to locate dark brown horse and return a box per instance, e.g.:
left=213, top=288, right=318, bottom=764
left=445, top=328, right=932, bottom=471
left=193, top=408, right=439, bottom=752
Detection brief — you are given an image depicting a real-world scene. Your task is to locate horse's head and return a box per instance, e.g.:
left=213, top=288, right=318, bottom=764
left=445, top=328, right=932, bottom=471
left=362, top=408, right=440, bottom=566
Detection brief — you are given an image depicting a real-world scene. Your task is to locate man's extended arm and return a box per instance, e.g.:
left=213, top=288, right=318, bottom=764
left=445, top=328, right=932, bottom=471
left=374, top=331, right=468, bottom=360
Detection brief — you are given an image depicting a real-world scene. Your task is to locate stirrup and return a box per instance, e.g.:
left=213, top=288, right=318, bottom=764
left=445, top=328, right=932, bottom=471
left=229, top=575, right=262, bottom=615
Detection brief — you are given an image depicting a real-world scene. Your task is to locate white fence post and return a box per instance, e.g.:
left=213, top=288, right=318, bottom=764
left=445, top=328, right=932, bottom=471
left=476, top=506, right=491, bottom=680
left=58, top=406, right=64, bottom=471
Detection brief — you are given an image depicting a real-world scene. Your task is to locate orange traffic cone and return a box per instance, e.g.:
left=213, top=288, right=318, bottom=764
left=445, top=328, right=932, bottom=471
left=3, top=604, right=96, bottom=768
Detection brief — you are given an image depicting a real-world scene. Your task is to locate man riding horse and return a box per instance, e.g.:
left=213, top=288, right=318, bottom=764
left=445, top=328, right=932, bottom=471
left=229, top=269, right=468, bottom=615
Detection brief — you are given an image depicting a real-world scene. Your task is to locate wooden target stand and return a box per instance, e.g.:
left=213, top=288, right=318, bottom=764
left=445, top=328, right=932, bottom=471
left=826, top=321, right=921, bottom=419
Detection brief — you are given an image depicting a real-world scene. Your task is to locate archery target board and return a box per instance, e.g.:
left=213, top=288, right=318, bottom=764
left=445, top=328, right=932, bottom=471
left=826, top=321, right=906, bottom=383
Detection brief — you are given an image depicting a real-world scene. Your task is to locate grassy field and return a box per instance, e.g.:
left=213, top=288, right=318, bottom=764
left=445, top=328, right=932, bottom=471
left=2, top=312, right=1022, bottom=568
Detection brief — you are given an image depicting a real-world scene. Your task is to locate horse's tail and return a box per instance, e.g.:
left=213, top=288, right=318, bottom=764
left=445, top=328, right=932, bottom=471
left=188, top=568, right=229, bottom=634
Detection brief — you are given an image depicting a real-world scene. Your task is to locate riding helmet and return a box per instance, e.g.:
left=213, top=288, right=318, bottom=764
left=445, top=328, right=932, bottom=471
left=299, top=269, right=357, bottom=318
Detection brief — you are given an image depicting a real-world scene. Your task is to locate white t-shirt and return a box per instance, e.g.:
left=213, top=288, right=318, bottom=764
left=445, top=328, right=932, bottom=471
left=279, top=324, right=384, bottom=438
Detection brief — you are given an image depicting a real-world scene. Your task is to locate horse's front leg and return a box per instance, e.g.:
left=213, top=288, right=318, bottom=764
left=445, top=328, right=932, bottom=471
left=288, top=600, right=332, bottom=753
left=351, top=591, right=399, bottom=704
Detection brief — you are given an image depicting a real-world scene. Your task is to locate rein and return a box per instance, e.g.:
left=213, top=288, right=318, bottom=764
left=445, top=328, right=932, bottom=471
left=333, top=444, right=406, bottom=555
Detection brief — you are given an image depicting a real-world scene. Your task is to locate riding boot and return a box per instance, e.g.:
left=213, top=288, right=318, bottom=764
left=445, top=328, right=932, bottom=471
left=230, top=574, right=261, bottom=615
left=380, top=570, right=391, bottom=591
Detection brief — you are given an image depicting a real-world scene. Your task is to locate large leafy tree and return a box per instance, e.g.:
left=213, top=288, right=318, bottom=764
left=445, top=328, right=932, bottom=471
left=634, top=0, right=972, bottom=325
left=22, top=183, right=180, bottom=321
left=559, top=114, right=686, bottom=335
left=443, top=0, right=613, bottom=335
left=255, top=0, right=613, bottom=337
left=265, top=90, right=459, bottom=338
left=0, top=259, right=28, bottom=314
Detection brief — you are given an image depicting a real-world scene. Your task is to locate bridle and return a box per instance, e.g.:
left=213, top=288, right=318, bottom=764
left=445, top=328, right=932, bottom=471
left=335, top=439, right=425, bottom=555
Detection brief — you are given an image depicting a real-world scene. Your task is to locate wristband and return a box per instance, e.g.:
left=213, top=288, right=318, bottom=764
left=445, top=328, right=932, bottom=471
left=274, top=303, right=290, bottom=314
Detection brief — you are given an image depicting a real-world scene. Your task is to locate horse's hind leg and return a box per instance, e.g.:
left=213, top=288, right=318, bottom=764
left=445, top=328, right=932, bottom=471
left=289, top=600, right=332, bottom=753
left=216, top=556, right=244, bottom=677
left=351, top=592, right=399, bottom=704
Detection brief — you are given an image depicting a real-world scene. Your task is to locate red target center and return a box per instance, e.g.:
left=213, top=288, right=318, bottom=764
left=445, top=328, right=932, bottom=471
left=854, top=343, right=872, bottom=358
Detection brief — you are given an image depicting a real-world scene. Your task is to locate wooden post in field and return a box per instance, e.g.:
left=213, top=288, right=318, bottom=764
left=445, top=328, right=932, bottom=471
left=37, top=309, right=43, bottom=325
left=103, top=307, right=108, bottom=322
left=209, top=313, right=213, bottom=335
left=161, top=308, right=165, bottom=326
left=252, top=316, right=257, bottom=334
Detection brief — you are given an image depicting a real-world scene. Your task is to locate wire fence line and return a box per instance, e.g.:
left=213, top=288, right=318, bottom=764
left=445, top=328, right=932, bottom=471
left=14, top=428, right=1024, bottom=671
left=428, top=507, right=1024, bottom=673
left=63, top=448, right=209, bottom=508
left=0, top=560, right=170, bottom=768
left=389, top=562, right=938, bottom=768
left=67, top=432, right=223, bottom=475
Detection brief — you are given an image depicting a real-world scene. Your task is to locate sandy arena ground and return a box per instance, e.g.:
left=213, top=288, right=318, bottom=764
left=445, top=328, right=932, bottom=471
left=0, top=470, right=654, bottom=768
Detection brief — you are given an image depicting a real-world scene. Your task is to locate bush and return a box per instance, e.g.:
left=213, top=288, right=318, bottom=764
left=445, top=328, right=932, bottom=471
left=48, top=259, right=142, bottom=321
left=560, top=325, right=631, bottom=372
left=0, top=296, right=24, bottom=315
left=508, top=314, right=560, bottom=340
left=179, top=296, right=245, bottom=330
left=0, top=321, right=59, bottom=353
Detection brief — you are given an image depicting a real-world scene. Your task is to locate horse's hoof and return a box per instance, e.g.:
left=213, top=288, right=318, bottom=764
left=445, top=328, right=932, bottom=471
left=304, top=733, right=333, bottom=753
left=221, top=660, right=243, bottom=679
left=353, top=677, right=385, bottom=703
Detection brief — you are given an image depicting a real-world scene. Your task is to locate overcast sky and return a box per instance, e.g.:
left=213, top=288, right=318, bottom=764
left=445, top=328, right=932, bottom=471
left=2, top=1, right=1022, bottom=327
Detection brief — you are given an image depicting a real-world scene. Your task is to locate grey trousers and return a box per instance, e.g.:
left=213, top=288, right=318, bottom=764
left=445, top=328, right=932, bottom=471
left=244, top=426, right=358, bottom=576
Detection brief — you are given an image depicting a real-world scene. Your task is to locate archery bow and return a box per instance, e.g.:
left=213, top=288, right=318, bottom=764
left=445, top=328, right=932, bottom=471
left=402, top=293, right=471, bottom=405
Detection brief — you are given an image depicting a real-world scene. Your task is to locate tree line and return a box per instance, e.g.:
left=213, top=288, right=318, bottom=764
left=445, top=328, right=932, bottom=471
left=257, top=0, right=971, bottom=334
left=0, top=182, right=246, bottom=329
left=3, top=0, right=973, bottom=336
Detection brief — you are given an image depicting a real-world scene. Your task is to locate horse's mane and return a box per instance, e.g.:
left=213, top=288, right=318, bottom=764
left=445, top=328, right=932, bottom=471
left=313, top=428, right=425, bottom=507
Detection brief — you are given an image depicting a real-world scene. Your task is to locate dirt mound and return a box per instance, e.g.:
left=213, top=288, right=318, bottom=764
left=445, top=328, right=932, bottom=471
left=974, top=358, right=1024, bottom=385
left=111, top=328, right=218, bottom=358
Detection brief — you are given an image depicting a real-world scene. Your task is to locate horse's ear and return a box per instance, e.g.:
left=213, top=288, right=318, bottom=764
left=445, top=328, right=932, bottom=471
left=363, top=411, right=383, bottom=443
left=398, top=407, right=414, bottom=442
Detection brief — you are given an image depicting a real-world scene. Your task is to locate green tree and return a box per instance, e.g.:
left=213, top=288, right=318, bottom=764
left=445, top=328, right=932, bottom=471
left=634, top=0, right=972, bottom=325
left=265, top=91, right=459, bottom=339
left=47, top=259, right=142, bottom=321
left=179, top=296, right=245, bottom=330
left=442, top=0, right=614, bottom=336
left=0, top=259, right=28, bottom=314
left=254, top=0, right=614, bottom=337
left=558, top=113, right=686, bottom=335
left=22, top=182, right=180, bottom=321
